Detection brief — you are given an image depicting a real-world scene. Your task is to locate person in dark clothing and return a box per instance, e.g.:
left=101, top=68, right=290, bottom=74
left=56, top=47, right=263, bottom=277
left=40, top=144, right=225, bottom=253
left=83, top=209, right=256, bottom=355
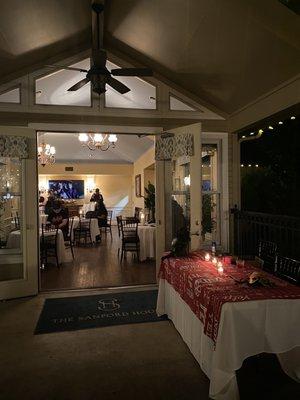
left=47, top=199, right=69, bottom=239
left=90, top=188, right=103, bottom=203
left=95, top=200, right=108, bottom=227
left=44, top=190, right=56, bottom=215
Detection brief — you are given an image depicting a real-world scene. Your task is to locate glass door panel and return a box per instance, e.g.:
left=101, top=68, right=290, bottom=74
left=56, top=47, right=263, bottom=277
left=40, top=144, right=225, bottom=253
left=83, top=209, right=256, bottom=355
left=0, top=157, right=23, bottom=281
left=201, top=144, right=221, bottom=244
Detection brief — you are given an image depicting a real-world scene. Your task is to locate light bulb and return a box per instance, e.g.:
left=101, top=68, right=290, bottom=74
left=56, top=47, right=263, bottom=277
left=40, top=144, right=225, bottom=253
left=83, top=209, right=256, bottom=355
left=278, top=121, right=283, bottom=125
left=79, top=133, right=88, bottom=142
left=45, top=143, right=51, bottom=150
left=258, top=129, right=263, bottom=134
left=94, top=133, right=103, bottom=142
left=50, top=146, right=56, bottom=155
left=250, top=132, right=254, bottom=135
left=242, top=135, right=246, bottom=139
left=291, top=116, right=296, bottom=120
left=108, top=134, right=117, bottom=143
left=268, top=126, right=273, bottom=130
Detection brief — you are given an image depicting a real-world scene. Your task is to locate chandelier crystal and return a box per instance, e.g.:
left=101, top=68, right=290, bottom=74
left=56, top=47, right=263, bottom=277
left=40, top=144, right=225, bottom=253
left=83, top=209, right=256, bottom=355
left=38, top=142, right=56, bottom=167
left=78, top=133, right=117, bottom=151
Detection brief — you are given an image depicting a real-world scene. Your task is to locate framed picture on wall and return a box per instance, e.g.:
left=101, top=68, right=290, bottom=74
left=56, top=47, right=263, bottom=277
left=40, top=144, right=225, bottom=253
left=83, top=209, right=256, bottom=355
left=135, top=174, right=142, bottom=197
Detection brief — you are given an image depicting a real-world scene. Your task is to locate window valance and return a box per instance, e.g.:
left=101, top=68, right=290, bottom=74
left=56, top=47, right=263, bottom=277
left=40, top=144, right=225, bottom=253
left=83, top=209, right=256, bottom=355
left=155, top=133, right=194, bottom=161
left=0, top=135, right=28, bottom=158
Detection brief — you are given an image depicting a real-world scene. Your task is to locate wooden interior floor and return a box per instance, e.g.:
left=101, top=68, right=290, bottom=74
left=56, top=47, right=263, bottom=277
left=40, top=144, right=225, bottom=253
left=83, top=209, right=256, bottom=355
left=41, top=226, right=157, bottom=291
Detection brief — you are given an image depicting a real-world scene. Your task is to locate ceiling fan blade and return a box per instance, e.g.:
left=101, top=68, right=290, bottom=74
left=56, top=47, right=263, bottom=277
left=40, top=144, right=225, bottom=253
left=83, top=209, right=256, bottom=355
left=45, top=64, right=88, bottom=73
left=107, top=76, right=130, bottom=94
left=111, top=68, right=153, bottom=77
left=67, top=77, right=90, bottom=91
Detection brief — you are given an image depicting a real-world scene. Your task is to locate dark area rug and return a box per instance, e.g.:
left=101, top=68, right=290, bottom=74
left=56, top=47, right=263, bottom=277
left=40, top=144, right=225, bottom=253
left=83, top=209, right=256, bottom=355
left=35, top=290, right=167, bottom=334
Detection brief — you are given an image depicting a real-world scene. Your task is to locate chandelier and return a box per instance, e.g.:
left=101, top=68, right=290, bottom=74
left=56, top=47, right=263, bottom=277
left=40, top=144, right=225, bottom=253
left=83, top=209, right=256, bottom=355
left=78, top=133, right=118, bottom=151
left=37, top=142, right=56, bottom=167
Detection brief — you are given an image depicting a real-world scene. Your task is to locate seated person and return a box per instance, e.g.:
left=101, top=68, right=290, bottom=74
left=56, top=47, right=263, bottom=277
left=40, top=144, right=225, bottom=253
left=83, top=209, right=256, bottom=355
left=94, top=200, right=108, bottom=227
left=47, top=199, right=69, bottom=239
left=39, top=196, right=45, bottom=213
left=44, top=190, right=56, bottom=215
left=90, top=188, right=104, bottom=203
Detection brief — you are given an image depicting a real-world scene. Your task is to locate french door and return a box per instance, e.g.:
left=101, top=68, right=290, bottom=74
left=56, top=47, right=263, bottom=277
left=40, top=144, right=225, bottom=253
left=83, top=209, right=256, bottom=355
left=155, top=123, right=201, bottom=274
left=0, top=127, right=39, bottom=300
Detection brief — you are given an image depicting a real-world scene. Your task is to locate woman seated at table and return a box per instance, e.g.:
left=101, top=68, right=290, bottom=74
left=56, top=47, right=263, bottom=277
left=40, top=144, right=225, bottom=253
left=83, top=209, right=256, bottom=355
left=47, top=199, right=69, bottom=239
left=95, top=199, right=108, bottom=228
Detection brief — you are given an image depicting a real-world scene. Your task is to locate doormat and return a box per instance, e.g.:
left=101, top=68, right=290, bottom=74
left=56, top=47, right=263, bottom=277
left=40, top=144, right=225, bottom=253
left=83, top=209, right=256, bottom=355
left=35, top=290, right=167, bottom=334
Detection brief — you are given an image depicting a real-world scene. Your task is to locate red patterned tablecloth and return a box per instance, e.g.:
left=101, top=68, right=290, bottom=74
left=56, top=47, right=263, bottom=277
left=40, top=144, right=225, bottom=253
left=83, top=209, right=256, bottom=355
left=159, top=251, right=300, bottom=344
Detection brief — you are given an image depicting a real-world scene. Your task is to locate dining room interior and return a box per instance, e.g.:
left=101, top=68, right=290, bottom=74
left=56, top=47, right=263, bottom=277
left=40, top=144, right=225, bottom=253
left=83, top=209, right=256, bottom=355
left=37, top=130, right=157, bottom=291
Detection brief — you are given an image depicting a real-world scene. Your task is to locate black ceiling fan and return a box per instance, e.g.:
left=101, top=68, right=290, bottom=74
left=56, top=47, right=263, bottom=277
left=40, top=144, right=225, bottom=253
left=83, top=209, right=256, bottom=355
left=46, top=1, right=152, bottom=95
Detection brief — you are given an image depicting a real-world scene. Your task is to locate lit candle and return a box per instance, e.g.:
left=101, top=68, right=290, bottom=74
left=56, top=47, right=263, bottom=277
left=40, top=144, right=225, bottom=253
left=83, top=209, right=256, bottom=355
left=212, top=257, right=217, bottom=265
left=218, top=265, right=224, bottom=274
left=140, top=212, right=145, bottom=225
left=205, top=253, right=210, bottom=261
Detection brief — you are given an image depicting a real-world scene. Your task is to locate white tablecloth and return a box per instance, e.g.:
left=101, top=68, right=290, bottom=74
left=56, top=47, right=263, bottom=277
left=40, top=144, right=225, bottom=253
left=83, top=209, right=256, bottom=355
left=6, top=229, right=69, bottom=264
left=72, top=217, right=100, bottom=243
left=82, top=203, right=96, bottom=214
left=157, top=279, right=300, bottom=400
left=138, top=225, right=156, bottom=261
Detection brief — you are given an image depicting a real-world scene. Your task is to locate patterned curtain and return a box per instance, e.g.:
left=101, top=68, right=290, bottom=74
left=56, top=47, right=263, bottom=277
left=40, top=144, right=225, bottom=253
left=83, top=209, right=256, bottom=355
left=155, top=133, right=194, bottom=161
left=0, top=135, right=28, bottom=158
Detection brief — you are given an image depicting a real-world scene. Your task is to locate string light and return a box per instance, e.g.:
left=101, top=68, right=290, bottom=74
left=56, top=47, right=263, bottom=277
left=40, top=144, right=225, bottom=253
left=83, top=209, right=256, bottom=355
left=250, top=132, right=254, bottom=135
left=248, top=164, right=252, bottom=167
left=268, top=126, right=274, bottom=130
left=291, top=116, right=296, bottom=120
left=258, top=129, right=263, bottom=134
left=255, top=164, right=259, bottom=167
left=242, top=135, right=246, bottom=139
left=241, top=164, right=244, bottom=167
left=279, top=121, right=283, bottom=125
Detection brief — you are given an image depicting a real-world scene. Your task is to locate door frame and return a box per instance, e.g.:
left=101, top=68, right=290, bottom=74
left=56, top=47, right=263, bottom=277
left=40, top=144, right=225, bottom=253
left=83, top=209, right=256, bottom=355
left=0, top=126, right=39, bottom=300
left=155, top=123, right=202, bottom=276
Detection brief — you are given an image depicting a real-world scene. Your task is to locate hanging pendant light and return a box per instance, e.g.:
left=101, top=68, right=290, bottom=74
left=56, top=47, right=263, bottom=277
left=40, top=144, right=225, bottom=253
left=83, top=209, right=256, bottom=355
left=38, top=142, right=56, bottom=167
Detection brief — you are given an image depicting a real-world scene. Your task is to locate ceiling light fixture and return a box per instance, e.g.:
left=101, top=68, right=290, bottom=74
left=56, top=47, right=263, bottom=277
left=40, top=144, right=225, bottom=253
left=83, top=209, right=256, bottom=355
left=38, top=142, right=56, bottom=167
left=78, top=133, right=117, bottom=151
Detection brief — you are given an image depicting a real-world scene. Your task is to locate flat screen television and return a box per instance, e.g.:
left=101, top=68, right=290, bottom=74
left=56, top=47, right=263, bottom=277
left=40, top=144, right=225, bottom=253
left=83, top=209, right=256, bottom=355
left=48, top=180, right=85, bottom=199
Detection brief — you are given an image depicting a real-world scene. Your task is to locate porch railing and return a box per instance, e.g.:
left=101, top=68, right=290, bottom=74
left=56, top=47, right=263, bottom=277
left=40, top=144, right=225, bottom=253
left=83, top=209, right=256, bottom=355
left=232, top=208, right=300, bottom=259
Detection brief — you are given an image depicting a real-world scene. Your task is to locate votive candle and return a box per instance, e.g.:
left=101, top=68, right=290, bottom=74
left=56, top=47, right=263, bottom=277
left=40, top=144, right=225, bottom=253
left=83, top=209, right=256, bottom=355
left=205, top=253, right=210, bottom=261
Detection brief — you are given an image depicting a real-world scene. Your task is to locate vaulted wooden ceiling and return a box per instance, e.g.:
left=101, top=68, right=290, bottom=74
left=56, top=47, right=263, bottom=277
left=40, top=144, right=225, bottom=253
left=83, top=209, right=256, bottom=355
left=0, top=0, right=299, bottom=114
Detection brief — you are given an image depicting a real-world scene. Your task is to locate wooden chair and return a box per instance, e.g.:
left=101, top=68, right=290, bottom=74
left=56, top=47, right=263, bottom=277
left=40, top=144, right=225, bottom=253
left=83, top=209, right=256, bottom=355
left=73, top=217, right=93, bottom=246
left=275, top=255, right=300, bottom=285
left=120, top=217, right=140, bottom=261
left=103, top=210, right=113, bottom=238
left=258, top=240, right=277, bottom=272
left=64, top=217, right=75, bottom=259
left=116, top=215, right=122, bottom=237
left=40, top=224, right=59, bottom=268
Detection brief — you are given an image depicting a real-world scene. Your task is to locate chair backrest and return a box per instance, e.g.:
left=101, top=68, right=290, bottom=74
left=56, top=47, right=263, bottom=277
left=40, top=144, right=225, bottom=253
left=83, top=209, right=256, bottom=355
left=258, top=240, right=277, bottom=272
left=68, top=217, right=74, bottom=238
left=116, top=215, right=122, bottom=236
left=41, top=224, right=59, bottom=245
left=121, top=217, right=138, bottom=237
left=275, top=255, right=300, bottom=285
left=107, top=210, right=113, bottom=225
left=79, top=217, right=91, bottom=229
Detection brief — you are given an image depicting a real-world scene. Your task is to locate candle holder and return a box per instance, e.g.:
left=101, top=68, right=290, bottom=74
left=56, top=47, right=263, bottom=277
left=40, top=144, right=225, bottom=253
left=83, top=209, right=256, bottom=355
left=212, top=257, right=218, bottom=265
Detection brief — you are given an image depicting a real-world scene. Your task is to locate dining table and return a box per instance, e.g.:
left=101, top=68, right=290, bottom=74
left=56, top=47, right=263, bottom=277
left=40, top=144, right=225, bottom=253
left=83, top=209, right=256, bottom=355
left=156, top=251, right=300, bottom=400
left=82, top=202, right=96, bottom=215
left=6, top=228, right=69, bottom=264
left=138, top=224, right=156, bottom=261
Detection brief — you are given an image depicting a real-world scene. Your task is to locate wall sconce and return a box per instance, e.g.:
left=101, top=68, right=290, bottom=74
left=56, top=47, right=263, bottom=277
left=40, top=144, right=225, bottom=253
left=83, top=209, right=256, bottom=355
left=86, top=177, right=95, bottom=193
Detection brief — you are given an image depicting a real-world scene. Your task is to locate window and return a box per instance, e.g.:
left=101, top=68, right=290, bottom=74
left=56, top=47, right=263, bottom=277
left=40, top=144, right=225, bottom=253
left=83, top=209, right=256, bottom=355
left=105, top=61, right=156, bottom=109
left=170, top=95, right=196, bottom=111
left=201, top=144, right=221, bottom=244
left=35, top=59, right=91, bottom=106
left=0, top=87, right=20, bottom=104
left=0, top=157, right=23, bottom=281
